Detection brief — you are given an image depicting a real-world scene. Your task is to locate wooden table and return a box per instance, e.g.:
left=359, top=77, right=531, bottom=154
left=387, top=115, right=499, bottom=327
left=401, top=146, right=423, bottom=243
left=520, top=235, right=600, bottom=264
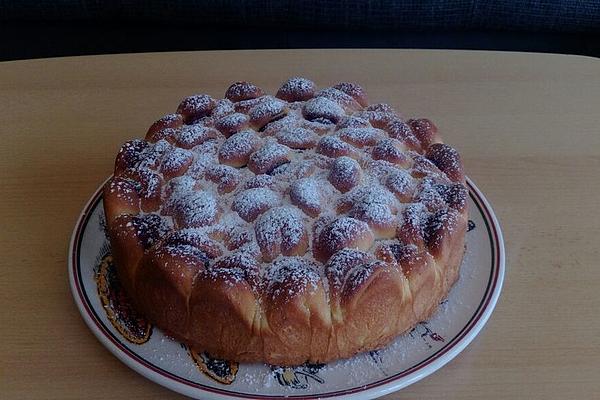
left=1, top=50, right=599, bottom=399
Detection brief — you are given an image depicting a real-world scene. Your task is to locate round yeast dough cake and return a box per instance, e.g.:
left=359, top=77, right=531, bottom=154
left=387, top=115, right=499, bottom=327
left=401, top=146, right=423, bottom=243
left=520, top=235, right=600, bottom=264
left=103, top=78, right=468, bottom=366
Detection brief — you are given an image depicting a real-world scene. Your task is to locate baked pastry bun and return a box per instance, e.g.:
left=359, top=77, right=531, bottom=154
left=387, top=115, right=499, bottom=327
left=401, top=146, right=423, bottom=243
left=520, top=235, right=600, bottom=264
left=104, top=77, right=467, bottom=366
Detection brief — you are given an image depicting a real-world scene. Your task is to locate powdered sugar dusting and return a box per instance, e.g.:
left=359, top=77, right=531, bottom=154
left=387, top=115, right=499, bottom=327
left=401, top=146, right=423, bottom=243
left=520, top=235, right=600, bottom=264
left=303, top=97, right=345, bottom=123
left=275, top=127, right=318, bottom=149
left=205, top=164, right=241, bottom=193
left=328, top=156, right=361, bottom=193
left=114, top=213, right=171, bottom=248
left=318, top=217, right=372, bottom=257
left=325, top=248, right=371, bottom=291
left=337, top=127, right=382, bottom=147
left=249, top=97, right=286, bottom=123
left=426, top=208, right=459, bottom=246
left=211, top=98, right=235, bottom=118
left=243, top=174, right=276, bottom=190
left=139, top=139, right=171, bottom=169
left=225, top=82, right=264, bottom=102
left=107, top=77, right=468, bottom=363
left=266, top=257, right=320, bottom=300
left=276, top=77, right=316, bottom=101
left=215, top=112, right=249, bottom=133
left=349, top=198, right=395, bottom=228
left=254, top=206, right=306, bottom=260
left=261, top=114, right=302, bottom=135
left=166, top=175, right=197, bottom=203
left=248, top=141, right=290, bottom=174
left=232, top=187, right=281, bottom=222
left=111, top=77, right=464, bottom=279
left=177, top=125, right=217, bottom=149
left=161, top=147, right=193, bottom=174
left=316, top=87, right=357, bottom=109
left=401, top=203, right=431, bottom=237
left=386, top=169, right=413, bottom=196
left=173, top=190, right=219, bottom=228
left=289, top=177, right=323, bottom=217
left=219, top=130, right=260, bottom=162
left=316, top=135, right=355, bottom=158
left=135, top=167, right=161, bottom=199
left=345, top=260, right=386, bottom=291
left=414, top=177, right=446, bottom=211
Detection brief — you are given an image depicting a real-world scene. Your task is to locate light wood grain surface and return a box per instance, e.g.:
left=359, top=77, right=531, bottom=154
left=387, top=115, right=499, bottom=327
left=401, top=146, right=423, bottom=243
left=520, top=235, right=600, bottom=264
left=1, top=50, right=599, bottom=399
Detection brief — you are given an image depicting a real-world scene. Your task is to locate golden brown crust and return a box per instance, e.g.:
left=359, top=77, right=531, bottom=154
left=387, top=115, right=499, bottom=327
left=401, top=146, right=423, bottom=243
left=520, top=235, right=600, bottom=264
left=426, top=143, right=465, bottom=183
left=104, top=78, right=467, bottom=366
left=276, top=77, right=317, bottom=102
left=177, top=95, right=216, bottom=124
left=333, top=82, right=369, bottom=107
left=225, top=81, right=265, bottom=102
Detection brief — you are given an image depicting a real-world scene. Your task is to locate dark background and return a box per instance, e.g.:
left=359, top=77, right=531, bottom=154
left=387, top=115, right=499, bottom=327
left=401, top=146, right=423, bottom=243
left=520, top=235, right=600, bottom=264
left=1, top=1, right=599, bottom=61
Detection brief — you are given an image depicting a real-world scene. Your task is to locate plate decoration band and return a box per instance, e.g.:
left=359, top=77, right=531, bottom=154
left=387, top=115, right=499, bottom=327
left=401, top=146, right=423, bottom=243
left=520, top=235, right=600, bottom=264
left=95, top=253, right=153, bottom=345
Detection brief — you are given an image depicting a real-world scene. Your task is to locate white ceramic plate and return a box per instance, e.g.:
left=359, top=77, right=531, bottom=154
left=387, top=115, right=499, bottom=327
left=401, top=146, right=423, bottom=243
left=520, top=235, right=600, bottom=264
left=69, top=176, right=504, bottom=400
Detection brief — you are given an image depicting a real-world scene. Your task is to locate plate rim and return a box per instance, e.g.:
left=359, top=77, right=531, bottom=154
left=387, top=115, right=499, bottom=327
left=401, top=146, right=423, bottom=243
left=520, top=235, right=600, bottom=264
left=68, top=176, right=505, bottom=400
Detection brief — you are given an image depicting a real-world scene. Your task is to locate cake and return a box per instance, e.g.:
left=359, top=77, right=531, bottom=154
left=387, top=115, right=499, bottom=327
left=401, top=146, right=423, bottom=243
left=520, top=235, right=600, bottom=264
left=103, top=77, right=468, bottom=366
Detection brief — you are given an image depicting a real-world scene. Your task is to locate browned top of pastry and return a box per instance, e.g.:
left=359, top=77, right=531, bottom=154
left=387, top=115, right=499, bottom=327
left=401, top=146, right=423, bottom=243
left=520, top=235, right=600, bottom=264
left=105, top=76, right=466, bottom=300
